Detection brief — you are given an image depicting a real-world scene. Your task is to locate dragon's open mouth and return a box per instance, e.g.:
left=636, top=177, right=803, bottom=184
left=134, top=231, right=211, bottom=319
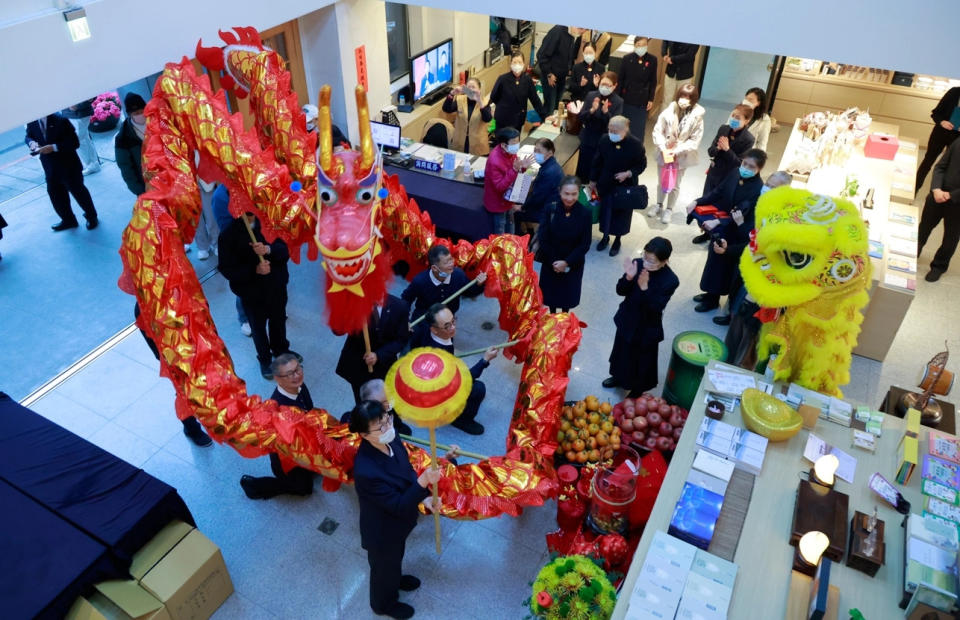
left=322, top=242, right=375, bottom=285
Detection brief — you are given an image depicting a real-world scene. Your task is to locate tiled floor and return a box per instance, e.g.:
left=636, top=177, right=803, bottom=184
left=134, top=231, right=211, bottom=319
left=7, top=99, right=960, bottom=619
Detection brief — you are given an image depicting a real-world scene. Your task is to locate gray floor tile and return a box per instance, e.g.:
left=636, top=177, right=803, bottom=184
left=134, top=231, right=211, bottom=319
left=86, top=421, right=161, bottom=468
left=211, top=592, right=278, bottom=620
left=55, top=350, right=162, bottom=419
left=27, top=391, right=109, bottom=439
left=112, top=380, right=184, bottom=447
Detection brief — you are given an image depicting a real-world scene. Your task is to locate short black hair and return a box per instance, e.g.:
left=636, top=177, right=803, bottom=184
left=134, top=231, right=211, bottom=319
left=745, top=87, right=767, bottom=116
left=426, top=303, right=448, bottom=328
left=270, top=353, right=299, bottom=375
left=510, top=52, right=525, bottom=62
left=644, top=237, right=673, bottom=262
left=495, top=127, right=520, bottom=145
left=348, top=400, right=388, bottom=434
left=560, top=175, right=580, bottom=190
left=427, top=244, right=451, bottom=266
left=743, top=148, right=768, bottom=169
left=535, top=137, right=555, bottom=153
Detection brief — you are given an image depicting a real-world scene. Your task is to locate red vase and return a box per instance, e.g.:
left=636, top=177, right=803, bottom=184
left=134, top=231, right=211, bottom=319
left=557, top=497, right=587, bottom=531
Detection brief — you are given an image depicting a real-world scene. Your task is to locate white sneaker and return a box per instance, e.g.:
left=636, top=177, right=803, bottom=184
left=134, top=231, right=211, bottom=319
left=82, top=165, right=101, bottom=176
left=184, top=244, right=191, bottom=253
left=647, top=203, right=662, bottom=218
left=660, top=208, right=672, bottom=224
left=240, top=322, right=252, bottom=337
left=197, top=249, right=210, bottom=260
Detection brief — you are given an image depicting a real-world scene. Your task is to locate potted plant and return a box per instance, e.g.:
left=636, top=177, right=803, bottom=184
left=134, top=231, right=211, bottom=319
left=90, top=92, right=122, bottom=132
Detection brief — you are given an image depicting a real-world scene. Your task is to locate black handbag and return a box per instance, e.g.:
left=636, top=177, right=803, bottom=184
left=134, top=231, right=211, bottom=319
left=610, top=184, right=648, bottom=211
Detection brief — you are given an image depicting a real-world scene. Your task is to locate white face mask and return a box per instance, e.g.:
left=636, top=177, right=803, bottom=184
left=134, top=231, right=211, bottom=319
left=642, top=259, right=660, bottom=271
left=583, top=54, right=596, bottom=65
left=377, top=427, right=396, bottom=444
left=511, top=63, right=524, bottom=76
left=742, top=98, right=757, bottom=108
left=635, top=46, right=648, bottom=56
left=598, top=85, right=613, bottom=97
left=677, top=98, right=691, bottom=109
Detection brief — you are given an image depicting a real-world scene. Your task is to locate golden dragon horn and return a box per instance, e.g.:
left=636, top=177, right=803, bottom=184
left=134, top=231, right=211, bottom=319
left=317, top=85, right=333, bottom=174
left=355, top=85, right=375, bottom=173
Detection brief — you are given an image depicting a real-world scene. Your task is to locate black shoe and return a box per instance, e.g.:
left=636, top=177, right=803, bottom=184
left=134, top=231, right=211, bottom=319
left=693, top=293, right=708, bottom=303
left=240, top=475, right=268, bottom=500
left=379, top=603, right=414, bottom=619
left=451, top=418, right=484, bottom=435
left=182, top=418, right=213, bottom=447
left=596, top=236, right=609, bottom=252
left=925, top=268, right=945, bottom=282
left=609, top=239, right=621, bottom=257
left=52, top=220, right=79, bottom=231
left=260, top=362, right=274, bottom=380
left=692, top=233, right=709, bottom=244
left=399, top=575, right=421, bottom=592
left=695, top=301, right=720, bottom=313
left=85, top=217, right=98, bottom=230
left=712, top=314, right=732, bottom=326
left=393, top=415, right=413, bottom=436
left=602, top=377, right=619, bottom=388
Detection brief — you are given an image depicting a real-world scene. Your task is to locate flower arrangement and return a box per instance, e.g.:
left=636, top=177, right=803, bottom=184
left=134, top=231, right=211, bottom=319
left=527, top=555, right=617, bottom=620
left=92, top=92, right=122, bottom=122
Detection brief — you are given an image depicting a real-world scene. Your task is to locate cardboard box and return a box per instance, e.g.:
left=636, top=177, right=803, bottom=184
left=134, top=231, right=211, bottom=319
left=140, top=529, right=233, bottom=620
left=131, top=520, right=195, bottom=581
left=65, top=597, right=108, bottom=620
left=66, top=581, right=172, bottom=620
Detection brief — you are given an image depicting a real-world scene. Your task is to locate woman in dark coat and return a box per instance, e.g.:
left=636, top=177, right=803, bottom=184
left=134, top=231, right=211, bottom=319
left=617, top=36, right=658, bottom=139
left=576, top=71, right=623, bottom=183
left=688, top=148, right=767, bottom=312
left=350, top=400, right=443, bottom=620
left=489, top=52, right=547, bottom=131
left=702, top=103, right=755, bottom=200
left=603, top=237, right=679, bottom=396
left=590, top=114, right=647, bottom=256
left=569, top=42, right=605, bottom=102
left=537, top=175, right=593, bottom=312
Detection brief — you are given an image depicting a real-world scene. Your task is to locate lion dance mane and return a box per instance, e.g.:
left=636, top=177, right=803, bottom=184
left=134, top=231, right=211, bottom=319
left=118, top=27, right=580, bottom=519
left=740, top=186, right=872, bottom=397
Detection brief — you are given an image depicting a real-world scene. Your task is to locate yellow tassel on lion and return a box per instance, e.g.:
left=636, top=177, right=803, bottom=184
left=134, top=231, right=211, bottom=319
left=740, top=186, right=872, bottom=397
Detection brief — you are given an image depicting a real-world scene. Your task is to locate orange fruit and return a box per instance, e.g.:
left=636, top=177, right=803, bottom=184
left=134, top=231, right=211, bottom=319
left=573, top=401, right=587, bottom=415
left=565, top=429, right=577, bottom=442
left=576, top=451, right=588, bottom=464
left=557, top=431, right=565, bottom=442
left=573, top=439, right=586, bottom=452
left=588, top=412, right=601, bottom=425
left=599, top=402, right=612, bottom=414
left=588, top=449, right=601, bottom=462
left=611, top=440, right=621, bottom=450
left=596, top=431, right=609, bottom=446
left=585, top=395, right=600, bottom=411
left=566, top=451, right=577, bottom=462
left=587, top=437, right=598, bottom=450
left=562, top=408, right=574, bottom=421
left=601, top=421, right=614, bottom=433
left=578, top=429, right=590, bottom=440
left=560, top=420, right=571, bottom=432
left=588, top=423, right=600, bottom=436
left=603, top=447, right=614, bottom=460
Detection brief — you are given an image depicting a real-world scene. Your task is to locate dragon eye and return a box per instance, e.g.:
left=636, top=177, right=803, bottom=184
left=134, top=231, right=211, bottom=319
left=319, top=188, right=338, bottom=206
left=782, top=250, right=812, bottom=269
left=356, top=188, right=375, bottom=204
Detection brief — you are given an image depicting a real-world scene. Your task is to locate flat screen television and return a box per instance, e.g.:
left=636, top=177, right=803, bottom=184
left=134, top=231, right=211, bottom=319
left=410, top=38, right=453, bottom=103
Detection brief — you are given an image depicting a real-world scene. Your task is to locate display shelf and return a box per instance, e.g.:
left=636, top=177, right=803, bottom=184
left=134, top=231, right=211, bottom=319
left=612, top=360, right=943, bottom=620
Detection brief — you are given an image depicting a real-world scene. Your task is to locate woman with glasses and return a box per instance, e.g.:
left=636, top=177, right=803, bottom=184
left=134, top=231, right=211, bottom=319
left=351, top=400, right=446, bottom=620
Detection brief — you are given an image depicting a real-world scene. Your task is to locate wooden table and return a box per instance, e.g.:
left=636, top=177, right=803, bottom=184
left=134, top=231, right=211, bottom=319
left=612, top=360, right=933, bottom=619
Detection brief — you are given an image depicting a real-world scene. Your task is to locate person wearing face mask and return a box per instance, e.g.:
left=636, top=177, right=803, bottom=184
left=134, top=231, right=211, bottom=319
left=536, top=25, right=581, bottom=119
left=576, top=71, right=624, bottom=183
left=617, top=36, right=658, bottom=140
left=686, top=148, right=766, bottom=313
left=302, top=105, right=352, bottom=150
left=401, top=244, right=487, bottom=326
left=443, top=78, right=492, bottom=156
left=590, top=115, right=647, bottom=257
left=410, top=304, right=498, bottom=435
left=574, top=29, right=613, bottom=66
left=660, top=41, right=700, bottom=106
left=490, top=53, right=547, bottom=131
left=569, top=43, right=606, bottom=102
left=517, top=138, right=564, bottom=241
left=483, top=127, right=535, bottom=234
left=649, top=83, right=706, bottom=224
left=742, top=87, right=772, bottom=152
left=602, top=237, right=679, bottom=395
left=536, top=175, right=593, bottom=312
left=351, top=399, right=456, bottom=619
left=239, top=353, right=316, bottom=499
left=701, top=103, right=756, bottom=209
left=115, top=93, right=148, bottom=196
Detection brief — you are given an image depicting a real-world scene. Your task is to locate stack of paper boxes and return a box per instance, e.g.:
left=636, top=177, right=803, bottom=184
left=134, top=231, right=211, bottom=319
left=695, top=418, right=768, bottom=475
left=897, top=409, right=922, bottom=484
left=904, top=513, right=959, bottom=613
left=668, top=450, right=734, bottom=551
left=629, top=531, right=738, bottom=619
left=921, top=429, right=960, bottom=536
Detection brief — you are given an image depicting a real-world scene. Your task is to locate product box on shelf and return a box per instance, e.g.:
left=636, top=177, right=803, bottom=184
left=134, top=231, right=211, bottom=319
left=928, top=430, right=960, bottom=465
left=628, top=583, right=681, bottom=620
left=686, top=469, right=729, bottom=497
left=638, top=555, right=689, bottom=598
left=669, top=483, right=725, bottom=551
left=923, top=479, right=960, bottom=506
left=691, top=449, right=735, bottom=483
left=682, top=571, right=732, bottom=610
left=650, top=530, right=698, bottom=571
left=675, top=595, right=727, bottom=620
left=922, top=455, right=960, bottom=489
left=898, top=435, right=920, bottom=484
left=691, top=549, right=739, bottom=589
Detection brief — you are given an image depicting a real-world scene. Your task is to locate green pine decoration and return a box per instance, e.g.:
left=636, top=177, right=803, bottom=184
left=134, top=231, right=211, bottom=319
left=529, top=555, right=617, bottom=620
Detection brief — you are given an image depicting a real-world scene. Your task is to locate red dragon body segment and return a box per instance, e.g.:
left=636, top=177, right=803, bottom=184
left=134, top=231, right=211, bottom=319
left=119, top=27, right=579, bottom=520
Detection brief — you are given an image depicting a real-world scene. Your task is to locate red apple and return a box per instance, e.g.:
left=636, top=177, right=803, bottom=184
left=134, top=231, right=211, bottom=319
left=632, top=430, right=646, bottom=443
left=659, top=422, right=673, bottom=436
left=623, top=408, right=635, bottom=420
left=633, top=416, right=649, bottom=430
left=613, top=403, right=624, bottom=417
left=669, top=413, right=684, bottom=428
left=672, top=427, right=683, bottom=440
left=635, top=400, right=647, bottom=416
left=620, top=418, right=634, bottom=433
left=656, top=436, right=672, bottom=451
left=680, top=408, right=689, bottom=420
left=658, top=403, right=671, bottom=417
left=667, top=439, right=677, bottom=451
left=647, top=411, right=662, bottom=427
left=623, top=398, right=634, bottom=410
left=647, top=429, right=660, bottom=439
left=644, top=437, right=657, bottom=450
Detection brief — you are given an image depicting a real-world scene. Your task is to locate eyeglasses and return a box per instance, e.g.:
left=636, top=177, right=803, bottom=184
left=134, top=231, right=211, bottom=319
left=274, top=364, right=304, bottom=379
left=438, top=316, right=456, bottom=330
left=368, top=416, right=393, bottom=434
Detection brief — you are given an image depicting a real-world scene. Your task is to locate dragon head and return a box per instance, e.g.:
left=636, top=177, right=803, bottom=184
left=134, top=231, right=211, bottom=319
left=740, top=186, right=870, bottom=308
left=313, top=85, right=390, bottom=334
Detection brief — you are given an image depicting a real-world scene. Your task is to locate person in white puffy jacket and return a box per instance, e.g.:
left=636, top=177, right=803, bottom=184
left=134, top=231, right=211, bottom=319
left=648, top=83, right=705, bottom=224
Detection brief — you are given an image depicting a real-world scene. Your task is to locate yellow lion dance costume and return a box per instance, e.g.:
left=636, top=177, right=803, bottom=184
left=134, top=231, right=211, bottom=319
left=740, top=187, right=872, bottom=397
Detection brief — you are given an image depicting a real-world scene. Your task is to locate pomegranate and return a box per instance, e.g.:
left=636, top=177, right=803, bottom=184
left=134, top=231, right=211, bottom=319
left=647, top=411, right=662, bottom=427
left=659, top=422, right=673, bottom=436
left=633, top=416, right=649, bottom=430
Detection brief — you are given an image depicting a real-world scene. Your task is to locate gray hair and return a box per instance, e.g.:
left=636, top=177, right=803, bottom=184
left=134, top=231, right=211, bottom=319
left=766, top=170, right=792, bottom=189
left=270, top=352, right=299, bottom=374
left=608, top=115, right=629, bottom=131
left=359, top=378, right=386, bottom=402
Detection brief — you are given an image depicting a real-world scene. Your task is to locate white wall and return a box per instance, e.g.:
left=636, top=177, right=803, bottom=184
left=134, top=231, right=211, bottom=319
left=398, top=0, right=960, bottom=81
left=407, top=7, right=488, bottom=72
left=0, top=0, right=335, bottom=132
